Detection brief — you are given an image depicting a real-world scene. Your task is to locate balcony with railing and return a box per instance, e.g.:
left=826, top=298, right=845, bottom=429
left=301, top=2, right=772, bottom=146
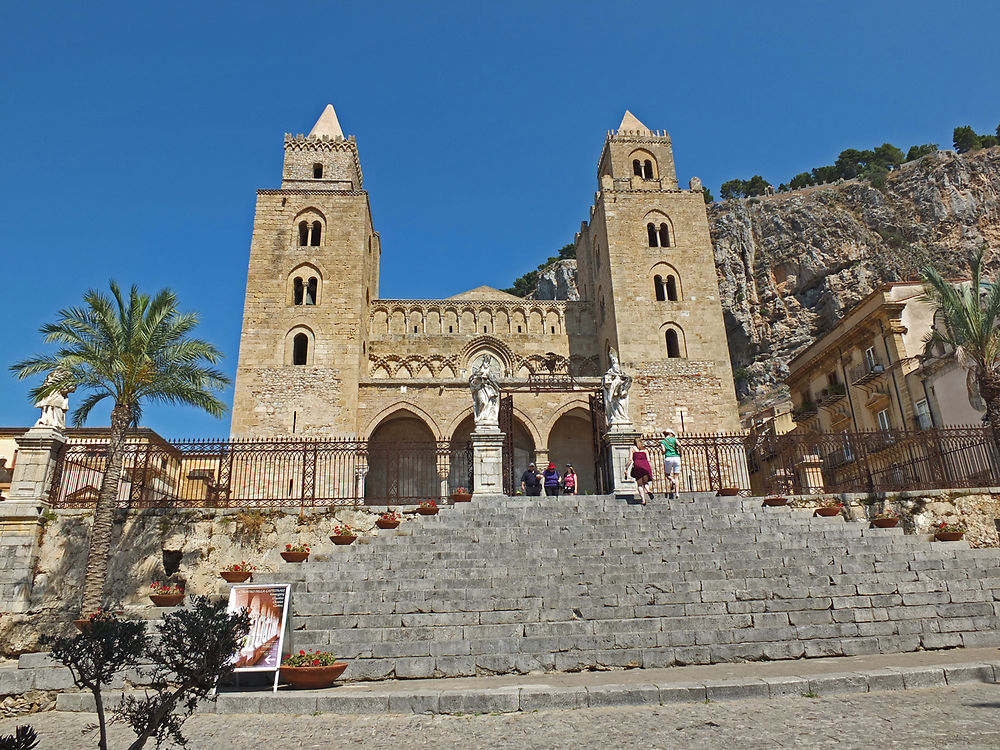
left=792, top=401, right=819, bottom=423
left=818, top=383, right=847, bottom=407
left=850, top=358, right=886, bottom=385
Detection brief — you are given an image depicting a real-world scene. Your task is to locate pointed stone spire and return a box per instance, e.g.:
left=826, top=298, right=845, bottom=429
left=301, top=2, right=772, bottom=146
left=309, top=104, right=344, bottom=138
left=617, top=110, right=652, bottom=135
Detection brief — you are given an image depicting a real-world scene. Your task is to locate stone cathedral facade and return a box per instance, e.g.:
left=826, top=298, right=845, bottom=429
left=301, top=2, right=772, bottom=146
left=231, top=106, right=739, bottom=492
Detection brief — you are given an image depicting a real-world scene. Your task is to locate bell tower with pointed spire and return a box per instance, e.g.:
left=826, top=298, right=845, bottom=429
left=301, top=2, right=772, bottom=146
left=574, top=110, right=740, bottom=432
left=231, top=104, right=380, bottom=438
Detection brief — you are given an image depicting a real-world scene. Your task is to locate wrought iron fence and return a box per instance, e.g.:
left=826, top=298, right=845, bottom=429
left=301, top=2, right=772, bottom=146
left=46, top=426, right=998, bottom=509
left=49, top=438, right=473, bottom=509
left=641, top=425, right=998, bottom=497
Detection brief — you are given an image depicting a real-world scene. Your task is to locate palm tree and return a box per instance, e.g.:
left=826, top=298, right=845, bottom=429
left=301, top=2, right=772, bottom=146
left=11, top=282, right=229, bottom=615
left=921, top=248, right=1000, bottom=453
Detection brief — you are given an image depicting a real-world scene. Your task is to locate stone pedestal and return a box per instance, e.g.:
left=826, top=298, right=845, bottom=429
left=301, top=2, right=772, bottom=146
left=0, top=427, right=66, bottom=614
left=796, top=454, right=826, bottom=494
left=5, top=427, right=66, bottom=509
left=603, top=426, right=641, bottom=495
left=471, top=428, right=505, bottom=497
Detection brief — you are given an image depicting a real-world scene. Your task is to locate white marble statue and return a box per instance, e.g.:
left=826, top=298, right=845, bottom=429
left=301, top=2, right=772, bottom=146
left=602, top=348, right=633, bottom=427
left=469, top=355, right=501, bottom=429
left=33, top=370, right=75, bottom=429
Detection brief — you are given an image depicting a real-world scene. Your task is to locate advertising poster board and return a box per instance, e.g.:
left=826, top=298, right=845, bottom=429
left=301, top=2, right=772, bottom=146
left=227, top=583, right=292, bottom=691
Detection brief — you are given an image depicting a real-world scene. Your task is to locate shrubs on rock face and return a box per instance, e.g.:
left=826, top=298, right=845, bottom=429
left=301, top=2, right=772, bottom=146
left=49, top=597, right=249, bottom=750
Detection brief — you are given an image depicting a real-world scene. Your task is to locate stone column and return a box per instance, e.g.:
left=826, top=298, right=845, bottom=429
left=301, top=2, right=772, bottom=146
left=354, top=463, right=369, bottom=502
left=796, top=454, right=826, bottom=494
left=0, top=427, right=67, bottom=614
left=603, top=426, right=641, bottom=496
left=470, top=427, right=505, bottom=497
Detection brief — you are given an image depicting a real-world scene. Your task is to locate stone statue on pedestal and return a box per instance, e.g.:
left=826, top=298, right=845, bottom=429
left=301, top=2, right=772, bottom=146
left=33, top=371, right=75, bottom=430
left=602, top=349, right=632, bottom=427
left=469, top=355, right=501, bottom=429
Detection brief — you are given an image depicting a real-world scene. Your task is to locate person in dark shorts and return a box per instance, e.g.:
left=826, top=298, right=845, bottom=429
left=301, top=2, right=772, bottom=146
left=623, top=437, right=653, bottom=505
left=520, top=462, right=542, bottom=496
left=542, top=462, right=561, bottom=496
left=562, top=464, right=578, bottom=495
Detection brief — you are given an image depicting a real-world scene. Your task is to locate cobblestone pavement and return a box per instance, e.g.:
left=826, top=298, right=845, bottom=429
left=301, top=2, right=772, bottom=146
left=3, top=684, right=999, bottom=749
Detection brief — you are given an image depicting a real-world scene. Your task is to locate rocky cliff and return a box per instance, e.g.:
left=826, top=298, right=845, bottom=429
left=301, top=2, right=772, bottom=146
left=528, top=148, right=1000, bottom=403
left=712, top=147, right=1000, bottom=401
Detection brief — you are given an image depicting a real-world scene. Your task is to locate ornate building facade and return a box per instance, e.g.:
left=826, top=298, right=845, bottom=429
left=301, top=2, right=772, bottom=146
left=231, top=106, right=740, bottom=493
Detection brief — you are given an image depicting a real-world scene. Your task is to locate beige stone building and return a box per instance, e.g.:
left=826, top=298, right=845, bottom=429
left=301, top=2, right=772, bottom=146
left=786, top=280, right=985, bottom=435
left=231, top=106, right=739, bottom=493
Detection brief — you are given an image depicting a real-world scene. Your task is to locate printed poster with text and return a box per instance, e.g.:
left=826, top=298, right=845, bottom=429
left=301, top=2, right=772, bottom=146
left=227, top=584, right=291, bottom=672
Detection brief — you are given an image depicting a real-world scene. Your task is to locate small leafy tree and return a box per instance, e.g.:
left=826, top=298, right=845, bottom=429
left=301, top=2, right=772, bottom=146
left=115, top=597, right=249, bottom=750
left=10, top=282, right=230, bottom=615
left=701, top=185, right=714, bottom=203
left=789, top=171, right=814, bottom=190
left=921, top=248, right=1000, bottom=455
left=906, top=143, right=938, bottom=161
left=50, top=614, right=148, bottom=750
left=719, top=179, right=746, bottom=200
left=0, top=726, right=39, bottom=750
left=743, top=174, right=771, bottom=197
left=953, top=125, right=981, bottom=153
left=873, top=142, right=904, bottom=169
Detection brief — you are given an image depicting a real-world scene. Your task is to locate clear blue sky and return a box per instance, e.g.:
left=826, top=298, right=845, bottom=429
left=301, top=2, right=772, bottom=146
left=2, top=0, right=998, bottom=438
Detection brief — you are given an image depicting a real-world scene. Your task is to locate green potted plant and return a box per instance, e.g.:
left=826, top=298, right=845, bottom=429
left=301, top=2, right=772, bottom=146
left=279, top=649, right=348, bottom=689
left=330, top=524, right=357, bottom=545
left=762, top=495, right=788, bottom=507
left=932, top=520, right=966, bottom=541
left=281, top=543, right=310, bottom=562
left=416, top=499, right=439, bottom=515
left=220, top=561, right=256, bottom=583
left=375, top=511, right=401, bottom=529
left=815, top=499, right=844, bottom=517
left=450, top=486, right=472, bottom=503
left=149, top=581, right=184, bottom=607
left=871, top=509, right=899, bottom=528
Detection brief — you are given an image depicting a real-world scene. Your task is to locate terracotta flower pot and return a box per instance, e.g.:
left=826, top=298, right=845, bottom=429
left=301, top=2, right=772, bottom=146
left=450, top=492, right=472, bottom=503
left=717, top=488, right=741, bottom=496
left=330, top=534, right=357, bottom=545
left=220, top=571, right=252, bottom=583
left=762, top=497, right=788, bottom=507
left=815, top=506, right=842, bottom=517
left=935, top=531, right=965, bottom=542
left=149, top=593, right=184, bottom=607
left=375, top=519, right=400, bottom=529
left=73, top=619, right=92, bottom=632
left=416, top=506, right=439, bottom=515
left=280, top=551, right=309, bottom=562
left=872, top=517, right=899, bottom=528
left=279, top=662, right=348, bottom=689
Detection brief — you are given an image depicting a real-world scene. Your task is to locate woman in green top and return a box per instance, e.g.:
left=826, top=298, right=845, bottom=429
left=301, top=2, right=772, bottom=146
left=659, top=429, right=681, bottom=499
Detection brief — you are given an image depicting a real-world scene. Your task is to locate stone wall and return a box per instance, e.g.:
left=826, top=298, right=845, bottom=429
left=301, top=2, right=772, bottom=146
left=0, top=505, right=408, bottom=657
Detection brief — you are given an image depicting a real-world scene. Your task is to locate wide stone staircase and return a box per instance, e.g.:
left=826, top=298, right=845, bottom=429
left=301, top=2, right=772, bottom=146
left=255, top=493, right=1000, bottom=682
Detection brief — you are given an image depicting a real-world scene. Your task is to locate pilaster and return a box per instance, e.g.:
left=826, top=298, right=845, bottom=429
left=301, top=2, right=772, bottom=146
left=470, top=427, right=505, bottom=497
left=603, top=426, right=641, bottom=496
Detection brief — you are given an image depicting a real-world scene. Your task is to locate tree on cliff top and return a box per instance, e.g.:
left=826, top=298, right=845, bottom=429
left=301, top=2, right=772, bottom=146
left=921, top=248, right=1000, bottom=452
left=503, top=243, right=576, bottom=297
left=10, top=282, right=229, bottom=615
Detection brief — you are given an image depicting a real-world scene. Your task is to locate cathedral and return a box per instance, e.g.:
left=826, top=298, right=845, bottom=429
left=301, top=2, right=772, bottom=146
left=231, top=105, right=739, bottom=493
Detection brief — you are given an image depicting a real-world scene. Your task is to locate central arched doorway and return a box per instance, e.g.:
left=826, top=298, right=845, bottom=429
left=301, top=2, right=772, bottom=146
left=548, top=407, right=597, bottom=494
left=365, top=410, right=438, bottom=502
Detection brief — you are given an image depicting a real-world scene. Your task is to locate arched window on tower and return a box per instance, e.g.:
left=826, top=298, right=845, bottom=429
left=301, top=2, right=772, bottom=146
left=659, top=223, right=671, bottom=247
left=632, top=159, right=642, bottom=177
left=665, top=329, right=681, bottom=359
left=654, top=275, right=666, bottom=301
left=298, top=222, right=309, bottom=246
left=643, top=160, right=654, bottom=179
left=647, top=223, right=658, bottom=247
left=305, top=277, right=317, bottom=305
left=292, top=333, right=309, bottom=365
left=312, top=163, right=323, bottom=178
left=293, top=277, right=304, bottom=305
left=310, top=221, right=322, bottom=246
left=666, top=275, right=678, bottom=301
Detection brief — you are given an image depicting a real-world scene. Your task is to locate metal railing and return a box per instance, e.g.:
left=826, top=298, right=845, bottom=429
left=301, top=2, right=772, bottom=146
left=49, top=438, right=473, bottom=509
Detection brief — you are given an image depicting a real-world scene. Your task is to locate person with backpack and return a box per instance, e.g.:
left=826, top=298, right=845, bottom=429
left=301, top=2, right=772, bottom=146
left=660, top=428, right=681, bottom=499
